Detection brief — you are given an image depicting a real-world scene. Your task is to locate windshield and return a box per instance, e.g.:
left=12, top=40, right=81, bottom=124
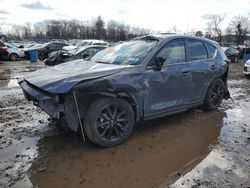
left=91, top=39, right=158, bottom=65
left=5, top=43, right=15, bottom=48
left=73, top=47, right=87, bottom=55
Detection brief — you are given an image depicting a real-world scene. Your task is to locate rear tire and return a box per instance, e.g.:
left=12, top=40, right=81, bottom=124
left=204, top=78, right=225, bottom=110
left=84, top=97, right=134, bottom=147
left=9, top=53, right=18, bottom=61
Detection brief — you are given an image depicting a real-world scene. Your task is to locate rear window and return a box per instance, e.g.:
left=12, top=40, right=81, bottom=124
left=206, top=43, right=216, bottom=58
left=188, top=40, right=208, bottom=61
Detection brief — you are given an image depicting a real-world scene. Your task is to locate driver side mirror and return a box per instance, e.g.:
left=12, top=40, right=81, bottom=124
left=152, top=56, right=165, bottom=71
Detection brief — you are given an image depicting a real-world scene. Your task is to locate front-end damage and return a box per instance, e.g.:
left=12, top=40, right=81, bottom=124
left=18, top=68, right=145, bottom=137
left=19, top=79, right=65, bottom=120
left=62, top=71, right=144, bottom=132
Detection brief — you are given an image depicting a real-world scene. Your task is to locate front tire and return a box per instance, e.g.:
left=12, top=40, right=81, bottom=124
left=204, top=78, right=225, bottom=110
left=84, top=97, right=134, bottom=147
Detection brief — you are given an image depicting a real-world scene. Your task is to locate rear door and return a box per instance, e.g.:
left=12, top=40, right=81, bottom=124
left=187, top=40, right=218, bottom=102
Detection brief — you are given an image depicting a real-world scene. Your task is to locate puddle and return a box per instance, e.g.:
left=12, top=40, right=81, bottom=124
left=170, top=101, right=250, bottom=188
left=29, top=110, right=225, bottom=188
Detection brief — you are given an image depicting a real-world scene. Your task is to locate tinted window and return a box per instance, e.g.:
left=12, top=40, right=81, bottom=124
left=81, top=48, right=99, bottom=57
left=154, top=40, right=186, bottom=64
left=188, top=40, right=207, bottom=61
left=206, top=43, right=216, bottom=58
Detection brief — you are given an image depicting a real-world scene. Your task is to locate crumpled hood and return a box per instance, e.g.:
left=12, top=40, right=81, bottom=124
left=23, top=60, right=125, bottom=94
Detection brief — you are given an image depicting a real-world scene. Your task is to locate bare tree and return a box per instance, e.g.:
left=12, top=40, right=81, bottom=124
left=206, top=14, right=226, bottom=42
left=11, top=25, right=23, bottom=40
left=107, top=20, right=118, bottom=41
left=23, top=22, right=32, bottom=39
left=3, top=18, right=153, bottom=41
left=195, top=31, right=203, bottom=37
left=230, top=16, right=249, bottom=45
left=94, top=16, right=105, bottom=39
left=33, top=21, right=47, bottom=38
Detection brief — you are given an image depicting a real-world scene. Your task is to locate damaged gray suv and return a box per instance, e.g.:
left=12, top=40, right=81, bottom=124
left=19, top=34, right=230, bottom=147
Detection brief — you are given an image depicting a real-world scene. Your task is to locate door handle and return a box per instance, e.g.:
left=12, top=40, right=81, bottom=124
left=181, top=70, right=191, bottom=77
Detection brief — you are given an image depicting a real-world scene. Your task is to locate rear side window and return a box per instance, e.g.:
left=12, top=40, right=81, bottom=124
left=188, top=40, right=207, bottom=61
left=206, top=43, right=216, bottom=58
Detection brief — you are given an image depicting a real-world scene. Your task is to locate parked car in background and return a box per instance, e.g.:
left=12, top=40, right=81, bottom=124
left=24, top=42, right=69, bottom=60
left=243, top=59, right=250, bottom=77
left=4, top=43, right=25, bottom=61
left=220, top=43, right=240, bottom=51
left=63, top=39, right=107, bottom=51
left=224, top=47, right=239, bottom=63
left=0, top=40, right=8, bottom=60
left=238, top=47, right=250, bottom=60
left=44, top=45, right=106, bottom=66
left=50, top=39, right=69, bottom=44
left=21, top=42, right=38, bottom=49
left=18, top=34, right=230, bottom=147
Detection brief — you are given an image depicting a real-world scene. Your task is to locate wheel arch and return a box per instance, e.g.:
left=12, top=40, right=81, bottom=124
left=64, top=90, right=142, bottom=133
left=81, top=91, right=141, bottom=122
left=9, top=52, right=19, bottom=59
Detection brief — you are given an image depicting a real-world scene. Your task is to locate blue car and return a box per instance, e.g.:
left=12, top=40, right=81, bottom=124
left=19, top=34, right=230, bottom=147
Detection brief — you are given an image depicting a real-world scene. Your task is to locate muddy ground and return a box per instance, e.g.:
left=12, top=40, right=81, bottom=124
left=0, top=60, right=249, bottom=188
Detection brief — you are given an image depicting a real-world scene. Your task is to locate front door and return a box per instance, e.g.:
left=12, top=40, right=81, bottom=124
left=143, top=39, right=192, bottom=118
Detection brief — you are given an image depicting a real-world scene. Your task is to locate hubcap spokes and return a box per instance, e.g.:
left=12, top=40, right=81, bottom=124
left=211, top=83, right=224, bottom=106
left=96, top=104, right=129, bottom=141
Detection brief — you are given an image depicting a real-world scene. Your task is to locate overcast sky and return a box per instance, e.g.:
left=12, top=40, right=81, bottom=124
left=0, top=0, right=250, bottom=33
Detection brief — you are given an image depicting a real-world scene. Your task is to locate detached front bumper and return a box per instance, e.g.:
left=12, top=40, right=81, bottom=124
left=19, top=79, right=65, bottom=119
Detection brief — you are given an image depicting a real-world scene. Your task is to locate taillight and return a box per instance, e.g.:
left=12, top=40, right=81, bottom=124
left=2, top=47, right=8, bottom=52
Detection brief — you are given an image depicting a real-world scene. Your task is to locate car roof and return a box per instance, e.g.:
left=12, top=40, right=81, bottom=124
left=77, top=45, right=107, bottom=52
left=136, top=34, right=218, bottom=46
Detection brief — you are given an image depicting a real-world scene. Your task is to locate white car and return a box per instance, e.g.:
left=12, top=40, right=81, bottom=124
left=243, top=59, right=250, bottom=76
left=5, top=43, right=25, bottom=61
left=63, top=39, right=107, bottom=51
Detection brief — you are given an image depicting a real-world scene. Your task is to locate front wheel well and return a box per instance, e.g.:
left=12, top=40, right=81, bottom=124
left=9, top=53, right=19, bottom=58
left=9, top=52, right=18, bottom=56
left=221, top=66, right=229, bottom=82
left=75, top=92, right=137, bottom=121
